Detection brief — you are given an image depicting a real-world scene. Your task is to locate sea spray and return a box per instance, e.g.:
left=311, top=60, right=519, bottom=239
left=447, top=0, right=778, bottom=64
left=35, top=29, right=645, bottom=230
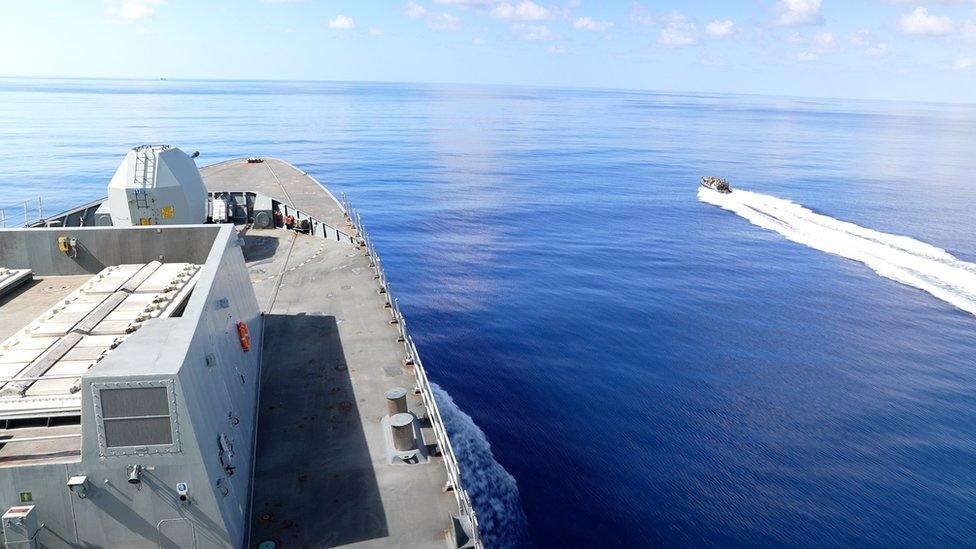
left=698, top=187, right=976, bottom=316
left=432, top=383, right=532, bottom=548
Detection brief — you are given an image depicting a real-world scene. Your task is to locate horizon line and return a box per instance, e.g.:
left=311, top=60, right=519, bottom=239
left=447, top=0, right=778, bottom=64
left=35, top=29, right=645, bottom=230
left=1, top=74, right=974, bottom=109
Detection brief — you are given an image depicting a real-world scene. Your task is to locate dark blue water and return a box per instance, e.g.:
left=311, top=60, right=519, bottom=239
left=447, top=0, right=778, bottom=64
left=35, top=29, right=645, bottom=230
left=3, top=78, right=976, bottom=547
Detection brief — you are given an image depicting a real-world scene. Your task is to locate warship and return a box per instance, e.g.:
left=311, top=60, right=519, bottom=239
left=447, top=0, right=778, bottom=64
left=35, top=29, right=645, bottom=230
left=0, top=145, right=480, bottom=548
left=700, top=176, right=732, bottom=194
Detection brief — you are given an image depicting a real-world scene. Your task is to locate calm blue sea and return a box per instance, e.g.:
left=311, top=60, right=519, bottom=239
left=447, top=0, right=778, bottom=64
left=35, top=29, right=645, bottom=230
left=3, top=78, right=976, bottom=548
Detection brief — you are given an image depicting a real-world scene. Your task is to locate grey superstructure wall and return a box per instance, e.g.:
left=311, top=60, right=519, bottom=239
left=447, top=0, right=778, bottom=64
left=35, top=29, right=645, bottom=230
left=0, top=225, right=219, bottom=275
left=0, top=225, right=262, bottom=548
left=173, top=225, right=262, bottom=546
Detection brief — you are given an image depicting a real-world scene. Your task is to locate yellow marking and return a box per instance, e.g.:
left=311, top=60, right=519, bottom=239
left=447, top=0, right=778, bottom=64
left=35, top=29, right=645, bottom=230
left=160, top=205, right=175, bottom=219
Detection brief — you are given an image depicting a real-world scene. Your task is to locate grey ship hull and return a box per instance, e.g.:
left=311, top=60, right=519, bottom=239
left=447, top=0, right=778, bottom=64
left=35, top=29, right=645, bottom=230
left=0, top=155, right=479, bottom=548
left=202, top=159, right=479, bottom=548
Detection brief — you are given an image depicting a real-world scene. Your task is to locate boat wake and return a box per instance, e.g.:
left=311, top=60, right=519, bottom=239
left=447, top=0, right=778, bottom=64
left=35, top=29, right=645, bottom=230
left=698, top=187, right=976, bottom=316
left=433, top=384, right=532, bottom=548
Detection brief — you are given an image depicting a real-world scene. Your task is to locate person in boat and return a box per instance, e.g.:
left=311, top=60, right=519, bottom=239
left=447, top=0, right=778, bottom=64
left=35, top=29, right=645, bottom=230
left=701, top=176, right=732, bottom=193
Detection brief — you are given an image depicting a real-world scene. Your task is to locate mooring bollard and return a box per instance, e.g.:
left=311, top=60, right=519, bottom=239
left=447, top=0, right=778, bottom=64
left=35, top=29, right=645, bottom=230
left=385, top=387, right=408, bottom=416
left=390, top=412, right=415, bottom=451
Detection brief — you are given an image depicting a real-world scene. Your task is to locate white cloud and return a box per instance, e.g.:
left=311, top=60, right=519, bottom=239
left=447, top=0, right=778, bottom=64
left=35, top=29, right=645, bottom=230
left=775, top=0, right=823, bottom=27
left=405, top=2, right=459, bottom=30
left=105, top=0, right=166, bottom=23
left=705, top=20, right=734, bottom=38
left=511, top=23, right=553, bottom=40
left=368, top=28, right=385, bottom=36
left=427, top=12, right=460, bottom=29
left=328, top=14, right=356, bottom=29
left=899, top=8, right=953, bottom=36
left=491, top=1, right=550, bottom=21
left=786, top=31, right=803, bottom=44
left=434, top=0, right=493, bottom=6
left=849, top=29, right=869, bottom=47
left=797, top=31, right=836, bottom=61
left=573, top=17, right=613, bottom=32
left=810, top=31, right=836, bottom=53
left=954, top=57, right=976, bottom=70
left=405, top=1, right=426, bottom=18
left=658, top=13, right=697, bottom=47
left=849, top=29, right=890, bottom=57
left=472, top=36, right=484, bottom=45
left=548, top=45, right=568, bottom=54
left=628, top=4, right=654, bottom=26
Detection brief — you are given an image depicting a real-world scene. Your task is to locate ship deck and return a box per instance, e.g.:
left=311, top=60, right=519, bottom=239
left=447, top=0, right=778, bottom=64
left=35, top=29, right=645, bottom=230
left=201, top=161, right=460, bottom=548
left=0, top=260, right=202, bottom=467
left=0, top=275, right=89, bottom=466
left=0, top=275, right=92, bottom=343
left=0, top=275, right=91, bottom=467
left=201, top=158, right=347, bottom=230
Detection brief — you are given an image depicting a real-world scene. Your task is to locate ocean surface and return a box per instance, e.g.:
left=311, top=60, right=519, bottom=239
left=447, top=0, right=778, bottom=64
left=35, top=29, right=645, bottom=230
left=2, top=78, right=976, bottom=547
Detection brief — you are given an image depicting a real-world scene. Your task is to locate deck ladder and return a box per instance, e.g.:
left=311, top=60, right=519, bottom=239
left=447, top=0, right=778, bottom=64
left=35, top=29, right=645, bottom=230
left=133, top=148, right=156, bottom=208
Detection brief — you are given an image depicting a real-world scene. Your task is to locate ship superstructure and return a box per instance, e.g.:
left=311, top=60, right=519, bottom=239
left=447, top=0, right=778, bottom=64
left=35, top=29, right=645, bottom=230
left=0, top=146, right=479, bottom=548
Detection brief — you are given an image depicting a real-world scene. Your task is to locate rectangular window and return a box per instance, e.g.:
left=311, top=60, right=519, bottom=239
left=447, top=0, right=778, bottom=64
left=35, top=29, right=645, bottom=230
left=100, top=387, right=173, bottom=447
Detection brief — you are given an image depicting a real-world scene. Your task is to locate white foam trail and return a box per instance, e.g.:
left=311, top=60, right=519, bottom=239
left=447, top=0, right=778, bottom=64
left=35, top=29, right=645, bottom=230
left=432, top=384, right=532, bottom=548
left=698, top=187, right=976, bottom=316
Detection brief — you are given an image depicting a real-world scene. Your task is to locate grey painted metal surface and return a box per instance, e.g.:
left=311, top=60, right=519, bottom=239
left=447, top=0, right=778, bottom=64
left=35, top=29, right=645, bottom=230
left=0, top=152, right=480, bottom=548
left=206, top=190, right=355, bottom=243
left=346, top=201, right=481, bottom=548
left=200, top=158, right=348, bottom=230
left=204, top=159, right=481, bottom=548
left=0, top=225, right=220, bottom=276
left=0, top=224, right=261, bottom=548
left=0, top=275, right=91, bottom=342
left=107, top=146, right=208, bottom=226
left=0, top=263, right=207, bottom=426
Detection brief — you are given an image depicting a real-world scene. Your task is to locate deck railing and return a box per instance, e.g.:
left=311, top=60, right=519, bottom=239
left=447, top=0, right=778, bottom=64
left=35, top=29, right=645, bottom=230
left=0, top=197, right=45, bottom=228
left=342, top=193, right=482, bottom=549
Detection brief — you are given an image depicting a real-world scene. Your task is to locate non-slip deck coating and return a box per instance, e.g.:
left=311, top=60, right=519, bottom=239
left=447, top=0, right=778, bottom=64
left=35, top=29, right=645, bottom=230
left=201, top=160, right=460, bottom=548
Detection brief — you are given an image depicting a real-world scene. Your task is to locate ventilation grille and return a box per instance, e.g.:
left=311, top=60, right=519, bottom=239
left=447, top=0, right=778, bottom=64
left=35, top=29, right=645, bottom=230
left=100, top=387, right=173, bottom=447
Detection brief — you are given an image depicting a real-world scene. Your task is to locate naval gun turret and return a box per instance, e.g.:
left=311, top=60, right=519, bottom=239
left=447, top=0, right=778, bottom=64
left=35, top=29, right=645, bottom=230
left=107, top=145, right=207, bottom=226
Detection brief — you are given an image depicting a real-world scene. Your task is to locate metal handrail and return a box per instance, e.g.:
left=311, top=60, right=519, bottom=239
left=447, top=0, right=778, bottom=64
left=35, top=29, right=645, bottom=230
left=0, top=197, right=44, bottom=228
left=343, top=195, right=481, bottom=547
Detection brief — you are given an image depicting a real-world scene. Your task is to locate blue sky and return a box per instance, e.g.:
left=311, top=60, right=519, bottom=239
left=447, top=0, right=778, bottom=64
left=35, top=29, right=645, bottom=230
left=1, top=0, right=975, bottom=102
